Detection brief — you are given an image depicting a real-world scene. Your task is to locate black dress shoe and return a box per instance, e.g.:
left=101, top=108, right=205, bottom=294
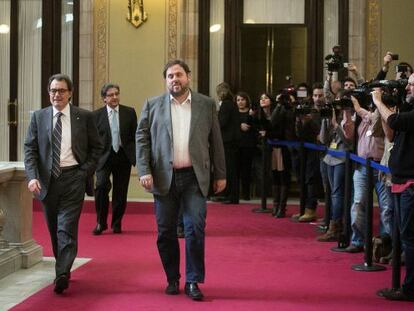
left=380, top=288, right=414, bottom=301
left=222, top=200, right=239, bottom=205
left=165, top=281, right=180, bottom=295
left=184, top=282, right=204, bottom=301
left=92, top=224, right=107, bottom=235
left=54, top=274, right=69, bottom=294
left=113, top=225, right=122, bottom=234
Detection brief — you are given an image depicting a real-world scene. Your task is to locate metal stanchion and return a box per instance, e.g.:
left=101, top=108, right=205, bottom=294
left=391, top=194, right=402, bottom=288
left=316, top=155, right=331, bottom=232
left=377, top=193, right=402, bottom=297
left=291, top=141, right=306, bottom=222
left=332, top=151, right=351, bottom=252
left=352, top=159, right=386, bottom=271
left=252, top=139, right=272, bottom=213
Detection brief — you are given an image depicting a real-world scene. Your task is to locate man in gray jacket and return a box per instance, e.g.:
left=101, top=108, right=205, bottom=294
left=136, top=59, right=226, bottom=300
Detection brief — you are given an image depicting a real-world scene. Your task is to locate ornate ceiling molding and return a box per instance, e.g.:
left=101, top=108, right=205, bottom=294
left=366, top=0, right=381, bottom=80
left=93, top=0, right=109, bottom=108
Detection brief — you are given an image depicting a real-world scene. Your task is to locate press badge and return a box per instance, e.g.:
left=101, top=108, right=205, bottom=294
left=330, top=142, right=338, bottom=149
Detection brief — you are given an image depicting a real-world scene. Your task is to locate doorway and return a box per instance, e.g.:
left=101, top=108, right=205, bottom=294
left=240, top=26, right=307, bottom=102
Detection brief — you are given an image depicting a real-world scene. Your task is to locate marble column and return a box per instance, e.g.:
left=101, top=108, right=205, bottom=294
left=0, top=162, right=42, bottom=280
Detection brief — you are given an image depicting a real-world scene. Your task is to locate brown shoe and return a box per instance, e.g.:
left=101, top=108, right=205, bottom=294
left=317, top=220, right=342, bottom=242
left=298, top=208, right=317, bottom=222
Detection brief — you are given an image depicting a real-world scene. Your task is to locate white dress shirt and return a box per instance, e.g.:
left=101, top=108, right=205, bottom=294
left=53, top=104, right=78, bottom=167
left=106, top=105, right=122, bottom=147
left=170, top=92, right=192, bottom=169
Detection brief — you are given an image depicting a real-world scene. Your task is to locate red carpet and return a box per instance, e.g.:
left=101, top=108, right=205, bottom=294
left=11, top=201, right=409, bottom=310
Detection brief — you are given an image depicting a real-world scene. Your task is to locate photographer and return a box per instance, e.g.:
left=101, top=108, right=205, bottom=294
left=293, top=84, right=325, bottom=222
left=345, top=94, right=392, bottom=253
left=324, top=72, right=342, bottom=104
left=376, top=51, right=413, bottom=80
left=347, top=63, right=365, bottom=85
left=317, top=101, right=355, bottom=242
left=371, top=75, right=414, bottom=302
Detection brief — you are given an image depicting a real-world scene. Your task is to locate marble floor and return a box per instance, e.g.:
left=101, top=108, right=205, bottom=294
left=0, top=257, right=90, bottom=311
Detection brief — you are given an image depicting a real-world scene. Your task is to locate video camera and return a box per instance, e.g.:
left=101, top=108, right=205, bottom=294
left=294, top=101, right=314, bottom=116
left=325, top=45, right=345, bottom=72
left=347, top=79, right=408, bottom=109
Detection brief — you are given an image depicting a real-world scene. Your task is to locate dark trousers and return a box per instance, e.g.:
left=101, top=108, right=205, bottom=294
left=238, top=146, right=255, bottom=199
left=224, top=144, right=239, bottom=203
left=305, top=149, right=322, bottom=210
left=95, top=148, right=132, bottom=228
left=394, top=189, right=414, bottom=297
left=154, top=168, right=207, bottom=283
left=42, top=167, right=86, bottom=277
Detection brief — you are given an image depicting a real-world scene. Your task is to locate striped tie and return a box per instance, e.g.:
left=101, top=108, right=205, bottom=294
left=52, top=112, right=63, bottom=179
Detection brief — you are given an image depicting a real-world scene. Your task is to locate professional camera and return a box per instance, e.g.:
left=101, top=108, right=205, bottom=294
left=294, top=101, right=314, bottom=116
left=344, top=82, right=373, bottom=109
left=325, top=45, right=345, bottom=72
left=369, top=79, right=408, bottom=107
left=319, top=104, right=334, bottom=118
left=346, top=79, right=407, bottom=109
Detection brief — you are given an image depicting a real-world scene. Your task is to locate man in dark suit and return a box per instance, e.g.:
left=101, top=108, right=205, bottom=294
left=24, top=74, right=103, bottom=294
left=136, top=59, right=226, bottom=301
left=216, top=82, right=240, bottom=204
left=92, top=83, right=137, bottom=235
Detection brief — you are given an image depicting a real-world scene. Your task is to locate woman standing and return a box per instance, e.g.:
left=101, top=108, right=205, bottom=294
left=236, top=92, right=257, bottom=200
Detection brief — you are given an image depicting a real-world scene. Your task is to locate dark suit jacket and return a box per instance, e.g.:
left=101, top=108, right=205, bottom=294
left=24, top=104, right=103, bottom=200
left=136, top=91, right=226, bottom=197
left=218, top=99, right=240, bottom=145
left=93, top=104, right=137, bottom=169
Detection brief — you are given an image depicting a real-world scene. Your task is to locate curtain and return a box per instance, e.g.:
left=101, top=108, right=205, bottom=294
left=17, top=0, right=42, bottom=160
left=0, top=1, right=10, bottom=161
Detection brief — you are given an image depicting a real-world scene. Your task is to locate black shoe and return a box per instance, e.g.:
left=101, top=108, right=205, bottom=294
left=165, top=281, right=179, bottom=295
left=242, top=195, right=250, bottom=201
left=113, top=225, right=122, bottom=234
left=222, top=200, right=239, bottom=205
left=54, top=274, right=69, bottom=294
left=380, top=288, right=414, bottom=301
left=185, top=282, right=204, bottom=301
left=210, top=196, right=226, bottom=202
left=276, top=209, right=286, bottom=218
left=92, top=224, right=108, bottom=235
left=177, top=226, right=184, bottom=238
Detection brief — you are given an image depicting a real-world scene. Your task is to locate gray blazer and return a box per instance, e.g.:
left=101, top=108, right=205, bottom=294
left=136, top=91, right=226, bottom=197
left=24, top=104, right=103, bottom=200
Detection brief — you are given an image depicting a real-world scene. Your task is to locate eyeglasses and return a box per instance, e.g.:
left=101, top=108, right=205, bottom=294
left=49, top=88, right=69, bottom=95
left=106, top=92, right=120, bottom=97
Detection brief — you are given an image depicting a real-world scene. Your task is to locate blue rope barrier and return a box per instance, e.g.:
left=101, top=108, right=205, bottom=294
left=267, top=139, right=390, bottom=173
left=350, top=153, right=367, bottom=166
left=371, top=161, right=391, bottom=174
left=326, top=149, right=346, bottom=158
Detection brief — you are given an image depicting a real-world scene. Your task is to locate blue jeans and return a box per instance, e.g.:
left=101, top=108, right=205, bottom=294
left=154, top=169, right=207, bottom=283
left=350, top=165, right=393, bottom=246
left=394, top=188, right=414, bottom=297
left=327, top=163, right=345, bottom=221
